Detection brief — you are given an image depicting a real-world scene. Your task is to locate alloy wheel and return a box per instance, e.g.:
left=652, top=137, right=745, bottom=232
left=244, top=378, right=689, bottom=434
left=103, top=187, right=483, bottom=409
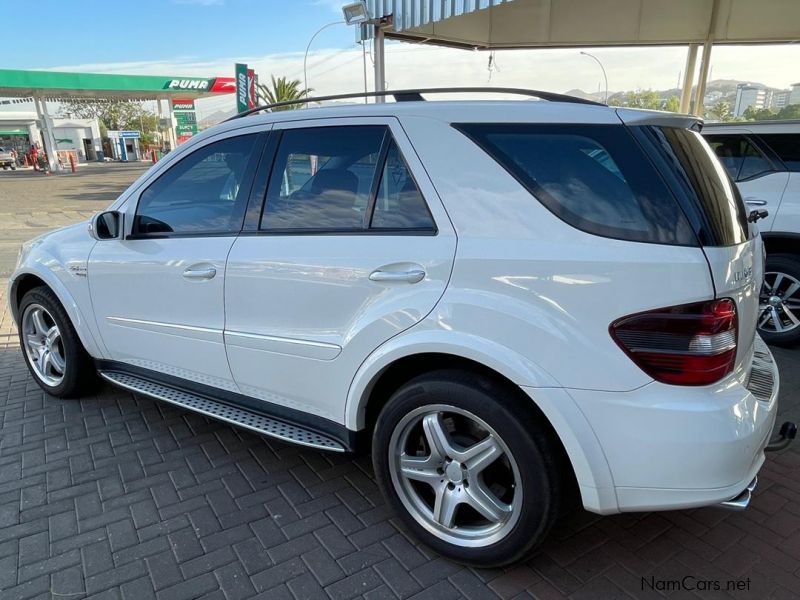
left=21, top=304, right=66, bottom=387
left=388, top=404, right=522, bottom=547
left=758, top=271, right=800, bottom=335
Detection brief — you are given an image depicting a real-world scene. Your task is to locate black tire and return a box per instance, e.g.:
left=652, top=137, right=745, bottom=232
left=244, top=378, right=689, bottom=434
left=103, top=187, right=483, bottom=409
left=372, top=369, right=562, bottom=566
left=759, top=254, right=800, bottom=347
left=10, top=164, right=16, bottom=171
left=17, top=286, right=97, bottom=397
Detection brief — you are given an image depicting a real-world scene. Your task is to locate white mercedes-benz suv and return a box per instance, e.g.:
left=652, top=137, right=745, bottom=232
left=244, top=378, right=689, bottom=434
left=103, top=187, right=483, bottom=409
left=8, top=89, right=790, bottom=566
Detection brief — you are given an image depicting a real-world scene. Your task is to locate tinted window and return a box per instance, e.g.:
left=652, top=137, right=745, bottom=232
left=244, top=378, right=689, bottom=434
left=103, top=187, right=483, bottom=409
left=705, top=135, right=746, bottom=179
left=759, top=134, right=800, bottom=172
left=646, top=127, right=750, bottom=246
left=705, top=134, right=774, bottom=181
left=738, top=141, right=774, bottom=180
left=261, top=126, right=385, bottom=231
left=371, top=142, right=434, bottom=230
left=134, top=135, right=257, bottom=235
left=456, top=123, right=696, bottom=246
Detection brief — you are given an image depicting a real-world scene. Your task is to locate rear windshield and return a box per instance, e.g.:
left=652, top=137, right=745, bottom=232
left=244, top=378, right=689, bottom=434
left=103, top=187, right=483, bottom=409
left=641, top=126, right=751, bottom=246
left=455, top=123, right=697, bottom=246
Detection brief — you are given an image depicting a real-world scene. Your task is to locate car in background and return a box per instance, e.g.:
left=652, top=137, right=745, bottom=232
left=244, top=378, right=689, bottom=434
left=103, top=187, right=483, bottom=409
left=0, top=146, right=17, bottom=170
left=704, top=121, right=800, bottom=346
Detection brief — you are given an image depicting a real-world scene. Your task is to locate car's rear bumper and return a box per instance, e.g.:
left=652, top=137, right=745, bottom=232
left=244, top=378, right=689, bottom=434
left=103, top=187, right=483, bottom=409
left=552, top=335, right=780, bottom=514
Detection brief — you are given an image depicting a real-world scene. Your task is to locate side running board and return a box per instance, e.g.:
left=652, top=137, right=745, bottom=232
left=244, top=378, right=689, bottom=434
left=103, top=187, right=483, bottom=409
left=100, top=371, right=346, bottom=452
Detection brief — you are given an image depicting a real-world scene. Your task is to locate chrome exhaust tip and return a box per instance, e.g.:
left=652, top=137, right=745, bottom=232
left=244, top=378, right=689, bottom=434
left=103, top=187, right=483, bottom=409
left=765, top=421, right=797, bottom=453
left=718, top=476, right=757, bottom=511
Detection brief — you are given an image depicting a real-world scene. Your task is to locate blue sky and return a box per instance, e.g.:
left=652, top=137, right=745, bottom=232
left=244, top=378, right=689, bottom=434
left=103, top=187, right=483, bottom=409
left=6, top=0, right=353, bottom=69
left=4, top=0, right=800, bottom=118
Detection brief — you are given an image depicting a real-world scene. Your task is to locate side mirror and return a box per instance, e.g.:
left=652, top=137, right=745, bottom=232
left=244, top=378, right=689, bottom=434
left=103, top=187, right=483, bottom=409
left=88, top=211, right=123, bottom=240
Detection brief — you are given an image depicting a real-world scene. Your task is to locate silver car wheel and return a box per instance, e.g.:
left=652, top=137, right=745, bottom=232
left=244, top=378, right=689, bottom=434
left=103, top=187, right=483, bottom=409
left=388, top=404, right=522, bottom=548
left=759, top=271, right=800, bottom=334
left=22, top=304, right=66, bottom=387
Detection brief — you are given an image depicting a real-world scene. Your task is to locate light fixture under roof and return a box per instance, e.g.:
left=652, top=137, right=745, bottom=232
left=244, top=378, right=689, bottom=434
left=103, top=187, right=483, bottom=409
left=342, top=1, right=371, bottom=25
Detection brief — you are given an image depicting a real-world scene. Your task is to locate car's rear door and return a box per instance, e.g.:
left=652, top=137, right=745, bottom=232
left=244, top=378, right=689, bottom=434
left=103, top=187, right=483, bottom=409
left=88, top=128, right=266, bottom=389
left=756, top=132, right=800, bottom=235
left=703, top=130, right=788, bottom=233
left=642, top=125, right=762, bottom=374
left=223, top=117, right=456, bottom=423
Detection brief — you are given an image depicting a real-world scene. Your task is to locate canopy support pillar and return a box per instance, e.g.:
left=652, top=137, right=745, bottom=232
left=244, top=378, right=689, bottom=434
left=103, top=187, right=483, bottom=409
left=374, top=27, right=386, bottom=102
left=679, top=44, right=699, bottom=114
left=693, top=41, right=713, bottom=117
left=167, top=100, right=178, bottom=150
left=692, top=0, right=719, bottom=117
left=34, top=96, right=62, bottom=173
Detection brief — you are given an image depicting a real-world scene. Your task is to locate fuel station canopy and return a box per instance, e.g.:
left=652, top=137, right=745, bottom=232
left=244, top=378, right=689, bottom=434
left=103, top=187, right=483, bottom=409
left=0, top=69, right=235, bottom=101
left=0, top=69, right=235, bottom=171
left=361, top=0, right=800, bottom=116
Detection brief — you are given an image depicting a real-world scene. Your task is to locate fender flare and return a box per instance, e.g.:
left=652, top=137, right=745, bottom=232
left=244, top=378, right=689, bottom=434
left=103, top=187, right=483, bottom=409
left=9, top=268, right=105, bottom=359
left=344, top=329, right=618, bottom=513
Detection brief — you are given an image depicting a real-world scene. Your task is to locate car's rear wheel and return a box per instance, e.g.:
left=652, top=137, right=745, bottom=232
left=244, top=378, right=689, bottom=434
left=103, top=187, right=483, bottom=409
left=372, top=370, right=562, bottom=566
left=758, top=254, right=800, bottom=347
left=18, top=286, right=96, bottom=397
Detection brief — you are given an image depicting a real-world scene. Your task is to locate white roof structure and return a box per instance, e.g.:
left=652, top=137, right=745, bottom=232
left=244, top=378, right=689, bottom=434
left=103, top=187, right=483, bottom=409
left=359, top=0, right=800, bottom=117
left=363, top=0, right=800, bottom=48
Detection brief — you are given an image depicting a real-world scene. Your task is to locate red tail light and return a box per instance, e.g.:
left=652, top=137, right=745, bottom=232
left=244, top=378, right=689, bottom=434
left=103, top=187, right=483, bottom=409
left=610, top=299, right=737, bottom=386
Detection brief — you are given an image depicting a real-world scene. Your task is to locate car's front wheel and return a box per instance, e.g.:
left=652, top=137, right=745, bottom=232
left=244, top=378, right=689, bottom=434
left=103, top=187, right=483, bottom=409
left=18, top=286, right=96, bottom=397
left=758, top=254, right=800, bottom=347
left=372, top=370, right=562, bottom=566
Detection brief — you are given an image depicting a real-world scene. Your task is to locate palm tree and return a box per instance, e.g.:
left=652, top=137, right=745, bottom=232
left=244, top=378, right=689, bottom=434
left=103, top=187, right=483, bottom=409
left=256, top=76, right=311, bottom=111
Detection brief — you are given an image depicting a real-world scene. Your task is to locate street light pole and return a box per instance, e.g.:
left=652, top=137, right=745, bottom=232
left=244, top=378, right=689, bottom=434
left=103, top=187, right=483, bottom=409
left=580, top=51, right=608, bottom=103
left=303, top=20, right=345, bottom=103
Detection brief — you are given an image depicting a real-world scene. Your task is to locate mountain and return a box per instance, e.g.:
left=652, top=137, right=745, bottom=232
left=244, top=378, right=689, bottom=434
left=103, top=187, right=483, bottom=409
left=198, top=108, right=235, bottom=129
left=566, top=79, right=787, bottom=105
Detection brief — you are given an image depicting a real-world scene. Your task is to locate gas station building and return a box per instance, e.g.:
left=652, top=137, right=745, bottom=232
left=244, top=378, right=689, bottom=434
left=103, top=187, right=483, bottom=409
left=0, top=69, right=234, bottom=172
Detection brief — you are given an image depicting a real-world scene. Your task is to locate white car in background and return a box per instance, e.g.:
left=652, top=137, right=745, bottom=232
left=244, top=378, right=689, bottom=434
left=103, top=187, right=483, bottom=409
left=0, top=146, right=17, bottom=170
left=704, top=121, right=800, bottom=346
left=8, top=90, right=791, bottom=565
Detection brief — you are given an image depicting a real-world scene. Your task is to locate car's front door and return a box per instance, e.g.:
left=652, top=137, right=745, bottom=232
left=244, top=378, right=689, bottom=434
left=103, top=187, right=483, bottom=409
left=223, top=119, right=457, bottom=423
left=88, top=130, right=264, bottom=390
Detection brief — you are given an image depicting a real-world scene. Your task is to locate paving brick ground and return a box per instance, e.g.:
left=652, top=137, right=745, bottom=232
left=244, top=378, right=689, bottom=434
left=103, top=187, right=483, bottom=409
left=1, top=162, right=799, bottom=600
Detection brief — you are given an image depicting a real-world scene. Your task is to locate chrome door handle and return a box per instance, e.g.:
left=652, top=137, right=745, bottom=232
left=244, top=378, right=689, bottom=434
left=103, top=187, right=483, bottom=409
left=745, top=198, right=767, bottom=206
left=369, top=269, right=425, bottom=284
left=182, top=267, right=217, bottom=280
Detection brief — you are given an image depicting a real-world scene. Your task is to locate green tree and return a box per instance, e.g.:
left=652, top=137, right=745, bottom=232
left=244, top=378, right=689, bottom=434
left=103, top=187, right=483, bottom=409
left=706, top=101, right=734, bottom=122
left=776, top=104, right=800, bottom=120
left=662, top=96, right=680, bottom=113
left=742, top=105, right=777, bottom=121
left=256, top=76, right=311, bottom=111
left=58, top=99, right=156, bottom=131
left=608, top=90, right=661, bottom=110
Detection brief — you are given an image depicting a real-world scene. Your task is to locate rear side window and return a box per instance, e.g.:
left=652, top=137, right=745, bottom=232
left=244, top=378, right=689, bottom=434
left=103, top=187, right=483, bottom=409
left=371, top=141, right=434, bottom=230
left=261, top=126, right=435, bottom=233
left=704, top=134, right=775, bottom=181
left=645, top=127, right=750, bottom=246
left=455, top=123, right=696, bottom=246
left=262, top=126, right=384, bottom=231
left=759, top=134, right=800, bottom=172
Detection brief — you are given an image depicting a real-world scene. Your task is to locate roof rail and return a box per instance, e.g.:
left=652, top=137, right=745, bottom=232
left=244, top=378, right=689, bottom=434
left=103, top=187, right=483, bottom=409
left=226, top=87, right=604, bottom=121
